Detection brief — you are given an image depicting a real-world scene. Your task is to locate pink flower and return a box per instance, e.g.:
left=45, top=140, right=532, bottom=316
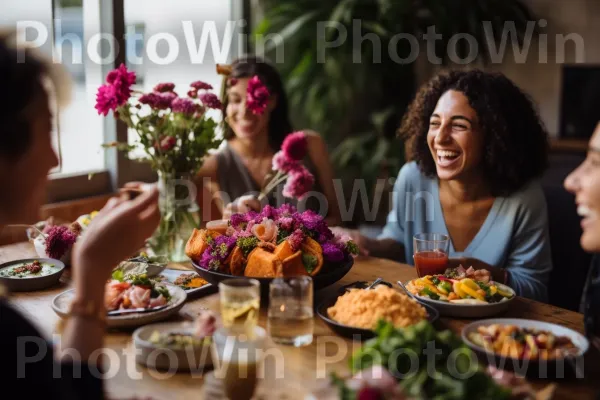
left=251, top=217, right=278, bottom=243
left=283, top=166, right=314, bottom=200
left=187, top=90, right=198, bottom=99
left=277, top=216, right=294, bottom=231
left=95, top=84, right=120, bottom=116
left=191, top=81, right=213, bottom=90
left=171, top=97, right=197, bottom=114
left=272, top=151, right=299, bottom=174
left=246, top=75, right=270, bottom=115
left=105, top=63, right=135, bottom=103
left=45, top=226, right=77, bottom=260
left=153, top=82, right=175, bottom=93
left=157, top=92, right=176, bottom=109
left=287, top=229, right=305, bottom=252
left=159, top=136, right=176, bottom=151
left=199, top=93, right=222, bottom=109
left=282, top=131, right=308, bottom=161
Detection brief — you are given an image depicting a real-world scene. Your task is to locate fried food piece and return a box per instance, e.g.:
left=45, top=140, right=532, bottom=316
left=185, top=229, right=221, bottom=260
left=300, top=238, right=324, bottom=276
left=274, top=240, right=294, bottom=260
left=281, top=250, right=308, bottom=277
left=244, top=247, right=283, bottom=278
left=229, top=246, right=246, bottom=276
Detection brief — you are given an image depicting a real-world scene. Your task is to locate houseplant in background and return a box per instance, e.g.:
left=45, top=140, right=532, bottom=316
left=95, top=65, right=222, bottom=262
left=253, top=0, right=536, bottom=226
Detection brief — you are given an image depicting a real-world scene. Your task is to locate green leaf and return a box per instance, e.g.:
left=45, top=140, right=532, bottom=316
left=301, top=253, right=318, bottom=274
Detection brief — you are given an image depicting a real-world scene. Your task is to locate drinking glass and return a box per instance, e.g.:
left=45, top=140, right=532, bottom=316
left=212, top=326, right=266, bottom=400
left=219, top=278, right=260, bottom=335
left=267, top=276, right=314, bottom=346
left=413, top=233, right=450, bottom=277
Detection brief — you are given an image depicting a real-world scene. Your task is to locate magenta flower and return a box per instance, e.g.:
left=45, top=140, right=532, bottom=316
left=191, top=81, right=213, bottom=90
left=153, top=82, right=175, bottom=93
left=171, top=97, right=197, bottom=115
left=272, top=151, right=299, bottom=174
left=282, top=131, right=308, bottom=161
left=287, top=229, right=306, bottom=252
left=322, top=242, right=345, bottom=262
left=277, top=204, right=297, bottom=217
left=199, top=93, right=223, bottom=110
left=199, top=235, right=236, bottom=271
left=278, top=216, right=294, bottom=232
left=187, top=90, right=198, bottom=99
left=246, top=75, right=270, bottom=115
left=95, top=84, right=120, bottom=116
left=282, top=166, right=314, bottom=200
left=157, top=92, right=176, bottom=109
left=45, top=226, right=77, bottom=260
left=105, top=63, right=135, bottom=103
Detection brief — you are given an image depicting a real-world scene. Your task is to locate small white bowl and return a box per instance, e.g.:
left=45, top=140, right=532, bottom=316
left=133, top=321, right=213, bottom=372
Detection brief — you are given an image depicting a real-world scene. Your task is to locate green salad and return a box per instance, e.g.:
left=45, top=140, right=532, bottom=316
left=333, top=320, right=511, bottom=400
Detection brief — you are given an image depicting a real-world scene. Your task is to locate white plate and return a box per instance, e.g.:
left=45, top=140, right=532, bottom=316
left=52, top=284, right=187, bottom=328
left=133, top=321, right=213, bottom=372
left=156, top=269, right=213, bottom=296
left=462, top=318, right=589, bottom=366
left=404, top=280, right=516, bottom=318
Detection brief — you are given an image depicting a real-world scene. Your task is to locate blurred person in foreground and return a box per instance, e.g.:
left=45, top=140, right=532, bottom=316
left=0, top=33, right=159, bottom=398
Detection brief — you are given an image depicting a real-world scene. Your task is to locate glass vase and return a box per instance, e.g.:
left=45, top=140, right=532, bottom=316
left=148, top=171, right=200, bottom=263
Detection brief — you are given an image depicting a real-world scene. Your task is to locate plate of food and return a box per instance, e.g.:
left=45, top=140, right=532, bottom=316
left=154, top=269, right=214, bottom=296
left=319, top=320, right=556, bottom=400
left=187, top=205, right=358, bottom=293
left=112, top=253, right=168, bottom=278
left=133, top=310, right=217, bottom=371
left=52, top=273, right=187, bottom=328
left=317, top=282, right=439, bottom=340
left=462, top=318, right=589, bottom=376
left=404, top=266, right=516, bottom=317
left=0, top=258, right=65, bottom=292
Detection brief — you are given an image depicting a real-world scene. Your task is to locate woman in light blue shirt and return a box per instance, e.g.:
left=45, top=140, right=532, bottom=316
left=354, top=70, right=552, bottom=302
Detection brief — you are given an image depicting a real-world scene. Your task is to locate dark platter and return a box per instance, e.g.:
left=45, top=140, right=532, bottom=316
left=316, top=282, right=440, bottom=340
left=191, top=257, right=354, bottom=295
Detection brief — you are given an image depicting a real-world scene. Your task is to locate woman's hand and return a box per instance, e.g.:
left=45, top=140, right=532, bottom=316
left=71, top=185, right=160, bottom=296
left=330, top=227, right=371, bottom=256
left=222, top=194, right=262, bottom=219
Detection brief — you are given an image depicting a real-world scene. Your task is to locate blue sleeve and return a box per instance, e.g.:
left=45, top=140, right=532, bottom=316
left=505, top=186, right=553, bottom=302
left=378, top=163, right=411, bottom=244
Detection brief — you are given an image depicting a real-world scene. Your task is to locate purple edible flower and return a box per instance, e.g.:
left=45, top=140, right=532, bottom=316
left=322, top=242, right=345, bottom=263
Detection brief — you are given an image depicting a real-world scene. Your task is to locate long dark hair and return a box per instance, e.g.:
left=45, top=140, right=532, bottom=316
left=221, top=56, right=293, bottom=150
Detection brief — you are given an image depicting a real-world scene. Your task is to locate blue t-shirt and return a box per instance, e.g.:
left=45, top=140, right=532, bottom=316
left=379, top=162, right=553, bottom=302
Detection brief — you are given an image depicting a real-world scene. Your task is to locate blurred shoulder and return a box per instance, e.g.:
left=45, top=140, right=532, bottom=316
left=397, top=161, right=428, bottom=186
left=506, top=180, right=547, bottom=209
left=303, top=130, right=326, bottom=149
left=197, top=152, right=219, bottom=180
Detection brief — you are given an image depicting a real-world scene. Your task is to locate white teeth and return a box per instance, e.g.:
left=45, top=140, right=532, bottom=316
left=437, top=150, right=460, bottom=158
left=578, top=205, right=595, bottom=218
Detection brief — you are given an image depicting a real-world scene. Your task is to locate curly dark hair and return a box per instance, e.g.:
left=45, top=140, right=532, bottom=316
left=400, top=69, right=549, bottom=196
left=221, top=56, right=293, bottom=150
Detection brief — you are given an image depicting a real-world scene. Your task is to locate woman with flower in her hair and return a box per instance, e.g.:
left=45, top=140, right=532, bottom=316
left=196, top=56, right=341, bottom=225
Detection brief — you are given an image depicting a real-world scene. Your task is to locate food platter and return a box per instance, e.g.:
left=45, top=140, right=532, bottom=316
left=133, top=321, right=213, bottom=371
left=155, top=269, right=216, bottom=297
left=0, top=258, right=65, bottom=292
left=403, top=268, right=517, bottom=318
left=462, top=318, right=590, bottom=377
left=317, top=282, right=440, bottom=340
left=52, top=284, right=187, bottom=329
left=192, top=257, right=354, bottom=295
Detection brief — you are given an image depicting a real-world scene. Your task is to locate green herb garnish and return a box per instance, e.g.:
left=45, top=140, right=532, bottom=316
left=236, top=236, right=259, bottom=257
left=301, top=253, right=318, bottom=274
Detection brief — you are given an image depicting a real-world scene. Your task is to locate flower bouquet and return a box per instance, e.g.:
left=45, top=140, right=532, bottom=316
left=185, top=204, right=358, bottom=279
left=95, top=64, right=222, bottom=262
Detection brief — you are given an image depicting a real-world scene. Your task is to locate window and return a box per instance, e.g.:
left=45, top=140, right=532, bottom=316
left=1, top=0, right=244, bottom=202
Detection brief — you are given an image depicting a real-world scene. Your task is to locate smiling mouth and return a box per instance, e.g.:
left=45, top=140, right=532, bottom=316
left=436, top=149, right=461, bottom=168
left=578, top=205, right=598, bottom=227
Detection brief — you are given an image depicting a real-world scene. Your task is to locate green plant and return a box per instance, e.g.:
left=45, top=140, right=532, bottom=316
left=253, top=0, right=536, bottom=192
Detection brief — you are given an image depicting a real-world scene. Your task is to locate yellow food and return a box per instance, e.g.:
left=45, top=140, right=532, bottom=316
left=327, top=285, right=427, bottom=330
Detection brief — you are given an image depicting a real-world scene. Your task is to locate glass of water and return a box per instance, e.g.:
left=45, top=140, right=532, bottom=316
left=267, top=276, right=314, bottom=347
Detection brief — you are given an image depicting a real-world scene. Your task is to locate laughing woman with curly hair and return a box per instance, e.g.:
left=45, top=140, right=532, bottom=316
left=352, top=70, right=552, bottom=301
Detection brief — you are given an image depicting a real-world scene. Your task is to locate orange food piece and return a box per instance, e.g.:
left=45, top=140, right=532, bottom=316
left=281, top=250, right=309, bottom=277
left=185, top=229, right=221, bottom=260
left=229, top=246, right=246, bottom=276
left=299, top=241, right=324, bottom=276
left=244, top=248, right=283, bottom=278
left=274, top=240, right=294, bottom=260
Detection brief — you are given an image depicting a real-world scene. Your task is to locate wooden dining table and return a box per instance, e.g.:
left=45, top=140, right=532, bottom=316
left=1, top=241, right=599, bottom=400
